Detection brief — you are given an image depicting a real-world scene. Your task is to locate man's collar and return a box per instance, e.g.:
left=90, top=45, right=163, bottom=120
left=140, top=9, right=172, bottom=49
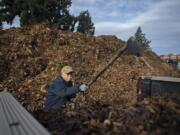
left=59, top=76, right=69, bottom=84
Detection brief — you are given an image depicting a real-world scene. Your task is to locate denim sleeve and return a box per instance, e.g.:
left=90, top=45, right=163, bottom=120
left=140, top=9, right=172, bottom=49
left=52, top=81, right=80, bottom=97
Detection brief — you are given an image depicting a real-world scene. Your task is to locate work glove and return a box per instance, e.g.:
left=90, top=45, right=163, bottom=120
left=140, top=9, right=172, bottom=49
left=79, top=84, right=88, bottom=92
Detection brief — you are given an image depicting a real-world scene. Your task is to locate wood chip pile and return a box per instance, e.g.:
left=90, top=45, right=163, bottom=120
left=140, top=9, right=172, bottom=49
left=0, top=24, right=179, bottom=135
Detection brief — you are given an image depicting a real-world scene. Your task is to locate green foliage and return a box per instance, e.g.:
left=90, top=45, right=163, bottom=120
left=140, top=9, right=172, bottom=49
left=134, top=26, right=151, bottom=50
left=168, top=53, right=174, bottom=56
left=0, top=0, right=95, bottom=34
left=0, top=0, right=73, bottom=31
left=77, top=10, right=95, bottom=35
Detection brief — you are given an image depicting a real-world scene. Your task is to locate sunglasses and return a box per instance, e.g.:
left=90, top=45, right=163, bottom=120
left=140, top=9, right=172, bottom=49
left=67, top=72, right=74, bottom=76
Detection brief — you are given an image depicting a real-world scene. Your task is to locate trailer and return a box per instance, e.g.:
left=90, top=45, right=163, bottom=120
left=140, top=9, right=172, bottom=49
left=137, top=76, right=180, bottom=101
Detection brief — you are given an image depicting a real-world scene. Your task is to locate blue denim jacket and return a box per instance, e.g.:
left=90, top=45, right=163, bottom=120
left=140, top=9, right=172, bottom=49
left=45, top=76, right=79, bottom=109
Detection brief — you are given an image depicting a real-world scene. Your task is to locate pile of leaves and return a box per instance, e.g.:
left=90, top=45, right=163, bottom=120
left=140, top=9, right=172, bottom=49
left=0, top=24, right=179, bottom=134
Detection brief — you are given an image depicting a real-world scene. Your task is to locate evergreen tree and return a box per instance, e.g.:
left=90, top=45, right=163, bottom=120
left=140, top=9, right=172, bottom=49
left=134, top=26, right=151, bottom=50
left=168, top=53, right=174, bottom=56
left=0, top=0, right=95, bottom=33
left=0, top=0, right=74, bottom=30
left=77, top=10, right=95, bottom=35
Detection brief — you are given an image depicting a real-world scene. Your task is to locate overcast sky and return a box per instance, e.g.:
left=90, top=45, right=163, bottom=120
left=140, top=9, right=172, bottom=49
left=70, top=0, right=180, bottom=55
left=3, top=0, right=180, bottom=55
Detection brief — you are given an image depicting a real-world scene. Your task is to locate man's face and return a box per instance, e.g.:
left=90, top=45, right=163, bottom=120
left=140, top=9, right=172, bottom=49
left=61, top=72, right=73, bottom=82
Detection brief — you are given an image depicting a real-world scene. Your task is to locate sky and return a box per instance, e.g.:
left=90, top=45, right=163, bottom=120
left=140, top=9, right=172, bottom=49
left=3, top=0, right=180, bottom=55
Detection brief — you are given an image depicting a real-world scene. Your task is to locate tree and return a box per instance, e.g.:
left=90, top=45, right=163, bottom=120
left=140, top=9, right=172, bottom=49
left=0, top=0, right=74, bottom=31
left=0, top=0, right=95, bottom=33
left=134, top=26, right=151, bottom=50
left=77, top=10, right=95, bottom=35
left=168, top=53, right=174, bottom=56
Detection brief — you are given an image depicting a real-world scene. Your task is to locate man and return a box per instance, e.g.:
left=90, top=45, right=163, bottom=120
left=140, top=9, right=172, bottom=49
left=45, top=66, right=88, bottom=109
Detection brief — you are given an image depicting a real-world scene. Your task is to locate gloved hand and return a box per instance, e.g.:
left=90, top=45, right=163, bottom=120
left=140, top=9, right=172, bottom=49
left=79, top=84, right=88, bottom=92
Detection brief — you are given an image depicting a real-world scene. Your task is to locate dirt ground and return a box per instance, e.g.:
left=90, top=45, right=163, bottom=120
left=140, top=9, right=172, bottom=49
left=0, top=24, right=179, bottom=135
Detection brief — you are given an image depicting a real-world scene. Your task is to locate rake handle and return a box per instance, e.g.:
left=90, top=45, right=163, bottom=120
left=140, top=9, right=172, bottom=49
left=87, top=44, right=127, bottom=87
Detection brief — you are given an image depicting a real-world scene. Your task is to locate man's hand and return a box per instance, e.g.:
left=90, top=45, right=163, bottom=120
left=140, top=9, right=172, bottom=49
left=79, top=84, right=88, bottom=92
